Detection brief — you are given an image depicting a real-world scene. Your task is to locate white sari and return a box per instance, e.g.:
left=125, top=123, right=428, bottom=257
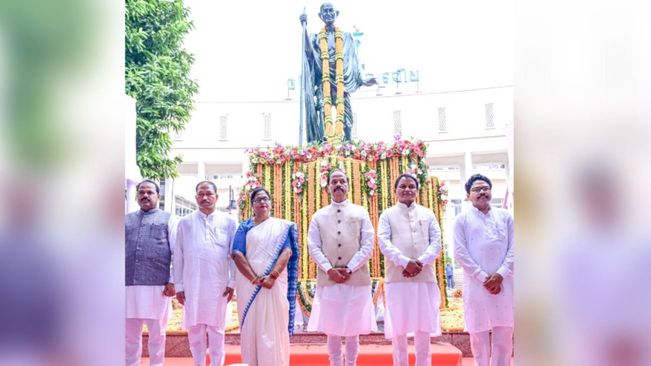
left=235, top=218, right=291, bottom=366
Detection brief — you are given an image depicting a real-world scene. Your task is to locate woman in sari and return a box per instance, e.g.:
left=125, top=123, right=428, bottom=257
left=231, top=187, right=299, bottom=366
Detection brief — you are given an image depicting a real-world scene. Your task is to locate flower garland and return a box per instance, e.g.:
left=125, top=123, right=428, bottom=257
left=247, top=136, right=427, bottom=178
left=291, top=170, right=307, bottom=194
left=363, top=168, right=378, bottom=197
left=237, top=171, right=261, bottom=210
left=240, top=137, right=451, bottom=315
left=318, top=159, right=332, bottom=188
left=438, top=180, right=449, bottom=209
left=319, top=27, right=345, bottom=144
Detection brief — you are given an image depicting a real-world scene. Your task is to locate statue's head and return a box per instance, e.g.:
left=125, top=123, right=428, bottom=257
left=318, top=3, right=339, bottom=26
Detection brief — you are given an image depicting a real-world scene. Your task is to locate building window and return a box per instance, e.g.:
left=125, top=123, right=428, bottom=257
left=262, top=112, right=271, bottom=141
left=491, top=198, right=503, bottom=209
left=451, top=199, right=463, bottom=217
left=438, top=107, right=447, bottom=133
left=219, top=114, right=228, bottom=141
left=485, top=103, right=495, bottom=129
left=351, top=113, right=358, bottom=140
left=158, top=180, right=165, bottom=210
left=393, top=110, right=402, bottom=135
left=174, top=196, right=197, bottom=217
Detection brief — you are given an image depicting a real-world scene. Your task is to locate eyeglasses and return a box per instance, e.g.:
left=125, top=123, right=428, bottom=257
left=253, top=197, right=270, bottom=204
left=470, top=186, right=491, bottom=193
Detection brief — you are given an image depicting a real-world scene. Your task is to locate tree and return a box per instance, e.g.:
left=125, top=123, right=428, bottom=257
left=125, top=0, right=198, bottom=180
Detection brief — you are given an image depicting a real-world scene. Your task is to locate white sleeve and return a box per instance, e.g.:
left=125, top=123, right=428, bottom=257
left=307, top=214, right=333, bottom=272
left=453, top=214, right=489, bottom=282
left=226, top=217, right=237, bottom=288
left=418, top=212, right=442, bottom=265
left=496, top=212, right=514, bottom=278
left=378, top=211, right=410, bottom=267
left=346, top=210, right=375, bottom=272
left=167, top=215, right=179, bottom=283
left=173, top=221, right=185, bottom=292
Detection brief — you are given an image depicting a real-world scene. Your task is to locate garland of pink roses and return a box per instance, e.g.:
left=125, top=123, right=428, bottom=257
left=438, top=180, right=449, bottom=208
left=291, top=170, right=307, bottom=194
left=237, top=171, right=262, bottom=210
left=245, top=135, right=427, bottom=167
left=363, top=169, right=378, bottom=197
left=318, top=160, right=332, bottom=188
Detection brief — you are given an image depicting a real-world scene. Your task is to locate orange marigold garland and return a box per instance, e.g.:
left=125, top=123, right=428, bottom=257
left=318, top=28, right=345, bottom=144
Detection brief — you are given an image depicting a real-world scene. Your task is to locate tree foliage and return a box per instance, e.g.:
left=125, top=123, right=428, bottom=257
left=126, top=0, right=198, bottom=180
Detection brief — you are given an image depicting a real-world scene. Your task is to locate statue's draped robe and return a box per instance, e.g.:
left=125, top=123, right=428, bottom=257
left=302, top=31, right=367, bottom=143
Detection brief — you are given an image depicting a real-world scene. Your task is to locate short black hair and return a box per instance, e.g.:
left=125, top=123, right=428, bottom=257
left=464, top=174, right=492, bottom=194
left=195, top=180, right=217, bottom=193
left=249, top=187, right=271, bottom=202
left=137, top=179, right=160, bottom=194
left=394, top=174, right=419, bottom=190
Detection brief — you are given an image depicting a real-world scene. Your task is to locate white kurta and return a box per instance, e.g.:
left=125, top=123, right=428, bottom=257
left=126, top=215, right=178, bottom=320
left=126, top=286, right=169, bottom=320
left=174, top=210, right=237, bottom=328
left=378, top=203, right=442, bottom=338
left=453, top=206, right=514, bottom=333
left=235, top=218, right=291, bottom=366
left=307, top=200, right=377, bottom=336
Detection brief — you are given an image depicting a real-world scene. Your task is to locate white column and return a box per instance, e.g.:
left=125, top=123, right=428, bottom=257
left=463, top=151, right=474, bottom=183
left=125, top=180, right=138, bottom=214
left=164, top=178, right=175, bottom=213
left=197, top=161, right=206, bottom=181
left=505, top=120, right=514, bottom=210
left=463, top=152, right=474, bottom=211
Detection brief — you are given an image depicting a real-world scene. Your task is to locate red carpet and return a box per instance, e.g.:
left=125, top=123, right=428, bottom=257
left=144, top=342, right=463, bottom=365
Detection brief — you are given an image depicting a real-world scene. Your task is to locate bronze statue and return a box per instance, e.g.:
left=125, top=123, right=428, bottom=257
left=300, top=3, right=376, bottom=145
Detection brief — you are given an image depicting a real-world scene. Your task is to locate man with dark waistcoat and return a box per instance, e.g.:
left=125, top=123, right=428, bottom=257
left=125, top=180, right=178, bottom=366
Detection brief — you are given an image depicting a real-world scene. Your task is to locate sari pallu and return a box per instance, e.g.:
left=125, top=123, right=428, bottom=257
left=232, top=217, right=299, bottom=366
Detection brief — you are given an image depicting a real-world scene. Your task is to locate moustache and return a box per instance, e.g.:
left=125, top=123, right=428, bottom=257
left=140, top=198, right=150, bottom=202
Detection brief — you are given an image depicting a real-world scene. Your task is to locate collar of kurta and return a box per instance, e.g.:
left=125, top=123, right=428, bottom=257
left=330, top=199, right=349, bottom=207
left=397, top=202, right=417, bottom=211
left=471, top=205, right=492, bottom=217
left=139, top=207, right=159, bottom=216
left=197, top=210, right=217, bottom=220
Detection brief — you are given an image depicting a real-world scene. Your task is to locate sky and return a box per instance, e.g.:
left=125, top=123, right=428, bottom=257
left=183, top=0, right=514, bottom=102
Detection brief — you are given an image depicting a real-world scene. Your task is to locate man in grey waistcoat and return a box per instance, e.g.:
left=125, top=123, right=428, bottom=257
left=125, top=179, right=178, bottom=366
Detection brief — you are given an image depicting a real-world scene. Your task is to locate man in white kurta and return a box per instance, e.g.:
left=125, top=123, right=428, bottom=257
left=378, top=174, right=442, bottom=366
left=175, top=181, right=237, bottom=366
left=454, top=174, right=514, bottom=366
left=125, top=180, right=178, bottom=366
left=307, top=169, right=377, bottom=366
